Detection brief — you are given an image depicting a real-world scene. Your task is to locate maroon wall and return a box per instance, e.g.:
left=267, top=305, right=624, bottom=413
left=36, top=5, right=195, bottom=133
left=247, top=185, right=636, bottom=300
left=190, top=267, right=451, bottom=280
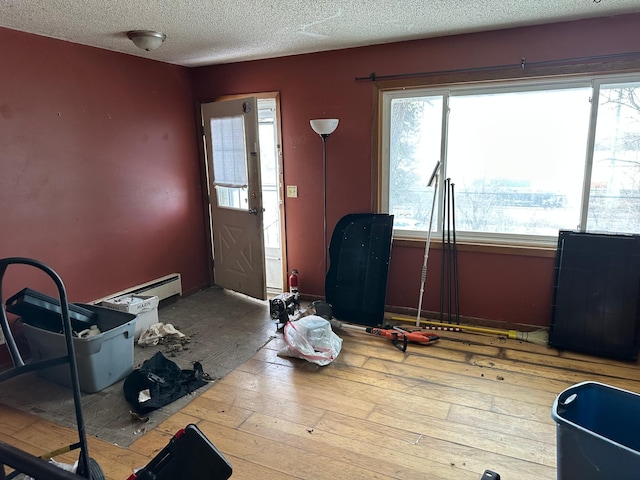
left=1, top=12, right=638, bottom=369
left=0, top=28, right=209, bottom=357
left=191, top=13, right=640, bottom=327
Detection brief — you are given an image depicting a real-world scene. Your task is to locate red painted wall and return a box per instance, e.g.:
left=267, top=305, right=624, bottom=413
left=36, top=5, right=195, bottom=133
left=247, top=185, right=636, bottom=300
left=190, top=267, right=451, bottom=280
left=191, top=13, right=640, bottom=327
left=1, top=28, right=209, bottom=362
left=1, top=13, right=638, bottom=370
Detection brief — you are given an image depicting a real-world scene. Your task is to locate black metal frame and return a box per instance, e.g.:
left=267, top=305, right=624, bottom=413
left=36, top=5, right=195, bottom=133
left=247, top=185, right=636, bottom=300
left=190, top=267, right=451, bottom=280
left=0, top=257, right=92, bottom=479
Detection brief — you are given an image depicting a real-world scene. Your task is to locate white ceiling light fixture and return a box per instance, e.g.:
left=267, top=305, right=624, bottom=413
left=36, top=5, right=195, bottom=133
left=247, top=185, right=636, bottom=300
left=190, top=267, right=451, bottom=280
left=126, top=30, right=167, bottom=51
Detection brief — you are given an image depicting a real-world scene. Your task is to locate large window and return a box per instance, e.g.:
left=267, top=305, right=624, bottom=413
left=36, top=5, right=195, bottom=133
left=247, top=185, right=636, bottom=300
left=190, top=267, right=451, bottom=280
left=381, top=75, right=640, bottom=245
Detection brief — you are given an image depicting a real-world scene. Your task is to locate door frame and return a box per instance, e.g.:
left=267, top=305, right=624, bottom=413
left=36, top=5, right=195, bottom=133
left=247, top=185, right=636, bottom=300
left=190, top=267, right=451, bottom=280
left=198, top=92, right=287, bottom=293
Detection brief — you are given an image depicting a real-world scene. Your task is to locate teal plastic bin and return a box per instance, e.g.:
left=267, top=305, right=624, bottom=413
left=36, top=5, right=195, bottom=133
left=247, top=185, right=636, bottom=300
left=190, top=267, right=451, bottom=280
left=552, top=381, right=640, bottom=479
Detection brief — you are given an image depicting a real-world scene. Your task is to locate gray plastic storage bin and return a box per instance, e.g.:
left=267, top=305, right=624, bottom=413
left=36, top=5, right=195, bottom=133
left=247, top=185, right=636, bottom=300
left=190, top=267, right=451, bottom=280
left=552, top=381, right=640, bottom=480
left=20, top=304, right=136, bottom=393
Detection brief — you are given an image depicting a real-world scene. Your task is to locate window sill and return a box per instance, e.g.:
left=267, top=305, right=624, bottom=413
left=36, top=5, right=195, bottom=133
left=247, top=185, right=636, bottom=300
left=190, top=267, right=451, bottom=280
left=392, top=236, right=557, bottom=258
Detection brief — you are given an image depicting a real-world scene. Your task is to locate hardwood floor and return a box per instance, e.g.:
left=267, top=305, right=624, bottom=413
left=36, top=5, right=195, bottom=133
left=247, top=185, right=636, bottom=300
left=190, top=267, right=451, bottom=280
left=2, top=321, right=640, bottom=479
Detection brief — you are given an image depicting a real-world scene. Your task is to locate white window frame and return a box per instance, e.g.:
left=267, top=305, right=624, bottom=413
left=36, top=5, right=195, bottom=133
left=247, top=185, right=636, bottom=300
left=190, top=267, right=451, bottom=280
left=380, top=72, right=640, bottom=247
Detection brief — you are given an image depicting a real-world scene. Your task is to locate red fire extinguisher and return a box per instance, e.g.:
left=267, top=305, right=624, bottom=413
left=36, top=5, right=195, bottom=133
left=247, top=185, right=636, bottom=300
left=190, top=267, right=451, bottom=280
left=289, top=269, right=299, bottom=297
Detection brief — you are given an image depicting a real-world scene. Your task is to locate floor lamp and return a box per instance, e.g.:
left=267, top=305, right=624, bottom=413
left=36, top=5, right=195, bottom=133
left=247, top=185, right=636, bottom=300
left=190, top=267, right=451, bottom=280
left=310, top=118, right=339, bottom=278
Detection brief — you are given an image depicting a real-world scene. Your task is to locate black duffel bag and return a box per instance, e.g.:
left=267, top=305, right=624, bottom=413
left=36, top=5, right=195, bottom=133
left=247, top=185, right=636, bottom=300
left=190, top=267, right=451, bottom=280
left=123, top=351, right=209, bottom=414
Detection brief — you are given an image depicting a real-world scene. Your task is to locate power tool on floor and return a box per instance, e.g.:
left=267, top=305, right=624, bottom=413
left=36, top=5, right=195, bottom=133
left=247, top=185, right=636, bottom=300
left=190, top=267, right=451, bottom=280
left=269, top=292, right=299, bottom=329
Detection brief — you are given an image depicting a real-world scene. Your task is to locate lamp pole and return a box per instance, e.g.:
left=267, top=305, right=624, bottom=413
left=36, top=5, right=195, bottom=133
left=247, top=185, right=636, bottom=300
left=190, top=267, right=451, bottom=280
left=310, top=119, right=339, bottom=289
left=321, top=133, right=329, bottom=276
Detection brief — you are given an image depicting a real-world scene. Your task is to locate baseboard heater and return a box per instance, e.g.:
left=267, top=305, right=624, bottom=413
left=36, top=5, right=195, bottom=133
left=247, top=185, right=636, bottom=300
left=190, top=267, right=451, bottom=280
left=92, top=273, right=182, bottom=304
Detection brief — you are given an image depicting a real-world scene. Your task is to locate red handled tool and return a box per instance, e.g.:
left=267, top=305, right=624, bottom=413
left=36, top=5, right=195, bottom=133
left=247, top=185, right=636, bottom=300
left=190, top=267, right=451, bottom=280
left=331, top=320, right=439, bottom=352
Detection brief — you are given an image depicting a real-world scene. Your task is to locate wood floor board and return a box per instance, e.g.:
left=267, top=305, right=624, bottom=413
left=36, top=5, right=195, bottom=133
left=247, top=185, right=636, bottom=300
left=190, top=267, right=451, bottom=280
left=10, top=419, right=82, bottom=460
left=219, top=367, right=377, bottom=420
left=504, top=349, right=640, bottom=384
left=83, top=439, right=149, bottom=480
left=245, top=359, right=455, bottom=421
left=197, top=419, right=400, bottom=480
left=364, top=356, right=559, bottom=407
left=446, top=403, right=556, bottom=444
left=465, top=354, right=586, bottom=391
left=313, top=358, right=497, bottom=411
left=316, top=410, right=556, bottom=480
left=490, top=395, right=556, bottom=424
left=127, top=428, right=173, bottom=458
left=179, top=394, right=255, bottom=428
left=237, top=411, right=478, bottom=480
left=470, top=352, right=640, bottom=393
left=559, top=347, right=640, bottom=366
left=200, top=380, right=328, bottom=426
left=152, top=411, right=201, bottom=435
left=0, top=404, right=39, bottom=435
left=0, top=431, right=43, bottom=459
left=221, top=455, right=303, bottom=479
left=3, top=312, right=640, bottom=480
left=403, top=352, right=567, bottom=396
left=368, top=404, right=556, bottom=467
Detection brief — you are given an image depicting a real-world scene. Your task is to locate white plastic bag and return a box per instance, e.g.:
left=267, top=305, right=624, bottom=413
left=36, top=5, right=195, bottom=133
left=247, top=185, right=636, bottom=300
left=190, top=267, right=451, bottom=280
left=137, top=322, right=185, bottom=347
left=280, top=315, right=342, bottom=366
left=24, top=459, right=78, bottom=479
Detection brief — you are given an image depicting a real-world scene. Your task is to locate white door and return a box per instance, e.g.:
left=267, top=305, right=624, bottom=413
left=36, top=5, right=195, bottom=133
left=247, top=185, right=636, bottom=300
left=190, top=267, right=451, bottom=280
left=202, top=97, right=266, bottom=300
left=258, top=98, right=284, bottom=292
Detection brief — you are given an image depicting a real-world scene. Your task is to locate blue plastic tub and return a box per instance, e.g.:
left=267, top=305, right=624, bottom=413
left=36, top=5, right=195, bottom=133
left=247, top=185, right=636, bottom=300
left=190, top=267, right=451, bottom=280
left=552, top=381, right=640, bottom=479
left=20, top=304, right=136, bottom=393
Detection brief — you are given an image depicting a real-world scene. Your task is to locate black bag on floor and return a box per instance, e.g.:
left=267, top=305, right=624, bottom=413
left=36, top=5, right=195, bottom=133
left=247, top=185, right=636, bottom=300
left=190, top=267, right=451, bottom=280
left=123, top=352, right=208, bottom=414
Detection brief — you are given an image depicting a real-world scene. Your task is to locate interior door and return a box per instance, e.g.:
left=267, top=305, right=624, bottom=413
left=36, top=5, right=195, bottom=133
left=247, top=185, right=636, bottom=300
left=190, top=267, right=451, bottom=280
left=202, top=97, right=266, bottom=300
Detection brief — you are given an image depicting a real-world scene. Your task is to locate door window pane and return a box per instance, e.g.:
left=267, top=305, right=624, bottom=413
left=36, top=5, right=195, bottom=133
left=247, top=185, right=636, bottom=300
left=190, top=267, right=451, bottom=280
left=587, top=82, right=640, bottom=233
left=210, top=116, right=249, bottom=209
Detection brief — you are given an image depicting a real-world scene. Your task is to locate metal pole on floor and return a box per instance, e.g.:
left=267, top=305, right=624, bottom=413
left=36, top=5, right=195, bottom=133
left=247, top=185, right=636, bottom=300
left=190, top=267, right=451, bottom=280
left=415, top=162, right=440, bottom=327
left=446, top=178, right=452, bottom=323
left=439, top=178, right=447, bottom=321
left=451, top=182, right=460, bottom=324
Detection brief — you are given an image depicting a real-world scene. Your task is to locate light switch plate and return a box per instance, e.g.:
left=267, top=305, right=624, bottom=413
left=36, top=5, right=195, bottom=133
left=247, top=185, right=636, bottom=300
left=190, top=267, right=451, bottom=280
left=287, top=185, right=298, bottom=198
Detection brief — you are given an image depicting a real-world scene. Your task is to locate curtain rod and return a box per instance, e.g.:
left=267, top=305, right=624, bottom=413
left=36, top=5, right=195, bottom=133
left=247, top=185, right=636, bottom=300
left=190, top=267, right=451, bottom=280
left=355, top=51, right=640, bottom=82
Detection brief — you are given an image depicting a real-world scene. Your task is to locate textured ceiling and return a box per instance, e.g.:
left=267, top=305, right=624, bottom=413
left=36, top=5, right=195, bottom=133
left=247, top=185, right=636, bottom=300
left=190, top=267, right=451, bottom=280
left=2, top=0, right=640, bottom=67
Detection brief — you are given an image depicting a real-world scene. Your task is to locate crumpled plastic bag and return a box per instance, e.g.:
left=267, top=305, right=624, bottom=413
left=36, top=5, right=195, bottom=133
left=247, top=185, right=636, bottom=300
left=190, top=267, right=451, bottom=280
left=279, top=315, right=342, bottom=366
left=137, top=322, right=185, bottom=347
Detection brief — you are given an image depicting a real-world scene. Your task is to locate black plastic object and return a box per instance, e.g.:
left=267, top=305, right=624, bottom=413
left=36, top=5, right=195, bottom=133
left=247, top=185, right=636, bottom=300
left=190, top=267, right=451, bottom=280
left=480, top=470, right=501, bottom=480
left=325, top=213, right=394, bottom=327
left=76, top=457, right=106, bottom=480
left=75, top=303, right=136, bottom=333
left=549, top=230, right=640, bottom=360
left=6, top=287, right=96, bottom=332
left=311, top=300, right=333, bottom=320
left=132, top=424, right=232, bottom=480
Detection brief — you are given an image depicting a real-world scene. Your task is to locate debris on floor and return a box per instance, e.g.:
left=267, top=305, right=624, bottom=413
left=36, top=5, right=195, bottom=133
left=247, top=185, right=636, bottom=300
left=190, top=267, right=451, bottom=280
left=129, top=410, right=150, bottom=423
left=137, top=322, right=186, bottom=347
